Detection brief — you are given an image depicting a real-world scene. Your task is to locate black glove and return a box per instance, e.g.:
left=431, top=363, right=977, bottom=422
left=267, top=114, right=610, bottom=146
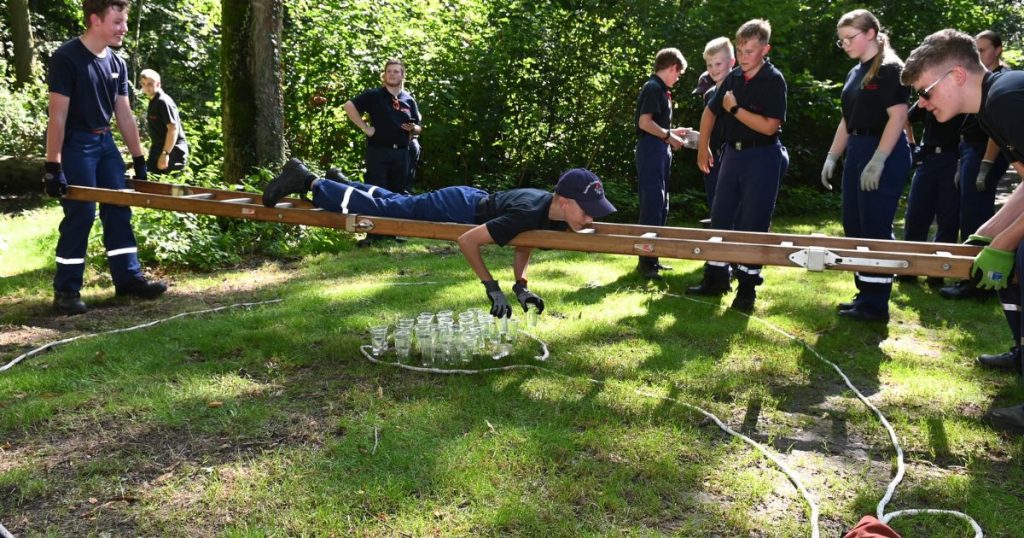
left=482, top=280, right=512, bottom=318
left=911, top=144, right=924, bottom=167
left=43, top=161, right=68, bottom=197
left=512, top=280, right=545, bottom=314
left=132, top=155, right=147, bottom=181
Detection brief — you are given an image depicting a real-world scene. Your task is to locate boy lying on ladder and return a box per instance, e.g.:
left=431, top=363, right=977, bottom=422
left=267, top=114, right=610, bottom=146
left=262, top=158, right=617, bottom=319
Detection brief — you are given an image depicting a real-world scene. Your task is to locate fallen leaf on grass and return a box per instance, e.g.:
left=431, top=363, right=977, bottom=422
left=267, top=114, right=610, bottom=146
left=208, top=401, right=224, bottom=408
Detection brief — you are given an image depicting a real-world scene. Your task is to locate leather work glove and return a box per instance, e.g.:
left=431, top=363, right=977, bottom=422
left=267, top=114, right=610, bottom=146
left=976, top=159, right=993, bottom=192
left=43, top=162, right=68, bottom=197
left=482, top=280, right=512, bottom=318
left=132, top=155, right=148, bottom=181
left=965, top=234, right=992, bottom=246
left=972, top=246, right=1014, bottom=290
left=512, top=280, right=545, bottom=314
left=859, top=150, right=888, bottom=191
left=820, top=152, right=838, bottom=190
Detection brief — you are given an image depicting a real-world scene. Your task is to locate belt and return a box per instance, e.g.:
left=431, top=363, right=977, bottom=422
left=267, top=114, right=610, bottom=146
left=369, top=142, right=408, bottom=149
left=474, top=195, right=491, bottom=224
left=72, top=127, right=111, bottom=135
left=849, top=128, right=883, bottom=137
left=726, top=138, right=778, bottom=151
left=920, top=144, right=958, bottom=155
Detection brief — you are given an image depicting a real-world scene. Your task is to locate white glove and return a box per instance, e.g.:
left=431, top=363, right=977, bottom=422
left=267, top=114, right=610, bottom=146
left=820, top=152, right=839, bottom=190
left=976, top=159, right=993, bottom=192
left=860, top=150, right=889, bottom=191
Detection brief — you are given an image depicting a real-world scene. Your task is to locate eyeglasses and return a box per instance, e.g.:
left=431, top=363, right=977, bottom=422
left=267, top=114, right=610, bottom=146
left=835, top=32, right=862, bottom=48
left=916, top=67, right=955, bottom=101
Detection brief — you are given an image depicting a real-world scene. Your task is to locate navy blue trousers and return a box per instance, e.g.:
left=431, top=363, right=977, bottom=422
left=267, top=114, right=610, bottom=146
left=704, top=142, right=788, bottom=288
left=312, top=179, right=485, bottom=224
left=636, top=134, right=670, bottom=264
left=365, top=144, right=411, bottom=193
left=958, top=141, right=1009, bottom=239
left=841, top=133, right=912, bottom=311
left=54, top=130, right=142, bottom=293
left=703, top=145, right=723, bottom=212
left=904, top=151, right=959, bottom=244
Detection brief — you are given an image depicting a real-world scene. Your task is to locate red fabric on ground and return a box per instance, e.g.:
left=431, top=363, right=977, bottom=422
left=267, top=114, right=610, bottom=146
left=842, top=515, right=901, bottom=538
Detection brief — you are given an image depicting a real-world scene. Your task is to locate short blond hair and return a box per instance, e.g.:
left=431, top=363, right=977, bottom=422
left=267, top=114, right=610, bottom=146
left=703, top=37, right=734, bottom=59
left=737, top=19, right=771, bottom=44
left=139, top=68, right=161, bottom=84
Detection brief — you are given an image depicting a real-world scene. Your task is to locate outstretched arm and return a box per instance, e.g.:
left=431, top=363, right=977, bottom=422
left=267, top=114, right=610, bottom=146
left=457, top=223, right=497, bottom=281
left=513, top=246, right=532, bottom=282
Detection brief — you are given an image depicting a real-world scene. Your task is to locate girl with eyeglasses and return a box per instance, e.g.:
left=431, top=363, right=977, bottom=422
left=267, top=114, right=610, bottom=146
left=819, top=9, right=912, bottom=322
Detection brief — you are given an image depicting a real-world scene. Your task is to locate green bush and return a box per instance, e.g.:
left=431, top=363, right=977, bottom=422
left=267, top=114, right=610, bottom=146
left=0, top=76, right=47, bottom=157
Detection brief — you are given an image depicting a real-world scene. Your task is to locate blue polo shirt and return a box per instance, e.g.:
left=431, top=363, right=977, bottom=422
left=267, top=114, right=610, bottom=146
left=47, top=38, right=130, bottom=132
left=634, top=74, right=672, bottom=136
left=350, top=86, right=420, bottom=147
left=977, top=70, right=1024, bottom=164
left=708, top=59, right=787, bottom=145
left=840, top=57, right=909, bottom=134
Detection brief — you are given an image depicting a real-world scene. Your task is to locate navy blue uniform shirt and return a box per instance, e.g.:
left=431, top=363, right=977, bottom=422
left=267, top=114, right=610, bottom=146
left=708, top=59, right=787, bottom=145
left=841, top=57, right=909, bottom=134
left=481, top=189, right=568, bottom=247
left=703, top=85, right=726, bottom=152
left=978, top=70, right=1024, bottom=163
left=47, top=38, right=129, bottom=132
left=634, top=75, right=672, bottom=136
left=961, top=64, right=1009, bottom=144
left=146, top=90, right=188, bottom=152
left=351, top=86, right=420, bottom=147
left=908, top=106, right=959, bottom=148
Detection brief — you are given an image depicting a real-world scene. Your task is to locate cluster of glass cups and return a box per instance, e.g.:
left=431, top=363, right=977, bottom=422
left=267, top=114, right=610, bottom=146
left=368, top=307, right=536, bottom=366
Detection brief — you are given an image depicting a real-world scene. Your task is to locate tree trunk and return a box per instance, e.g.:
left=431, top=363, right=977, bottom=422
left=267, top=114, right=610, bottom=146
left=221, top=0, right=286, bottom=183
left=9, top=0, right=35, bottom=88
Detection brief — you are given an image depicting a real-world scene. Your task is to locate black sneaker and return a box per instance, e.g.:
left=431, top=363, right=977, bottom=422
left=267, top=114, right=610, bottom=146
left=262, top=158, right=316, bottom=207
left=115, top=278, right=168, bottom=299
left=977, top=348, right=1021, bottom=371
left=53, top=291, right=87, bottom=315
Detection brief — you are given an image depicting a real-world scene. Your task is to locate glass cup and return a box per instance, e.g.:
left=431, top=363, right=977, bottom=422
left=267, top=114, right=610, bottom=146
left=525, top=306, right=539, bottom=328
left=397, top=318, right=415, bottom=331
left=394, top=329, right=412, bottom=361
left=415, top=325, right=434, bottom=366
left=369, top=325, right=389, bottom=356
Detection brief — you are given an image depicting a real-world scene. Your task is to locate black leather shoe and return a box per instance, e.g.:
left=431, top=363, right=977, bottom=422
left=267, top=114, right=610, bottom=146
left=53, top=291, right=87, bottom=315
left=115, top=278, right=168, bottom=299
left=731, top=288, right=756, bottom=312
left=939, top=279, right=994, bottom=300
left=837, top=304, right=889, bottom=322
left=686, top=278, right=730, bottom=295
left=262, top=158, right=315, bottom=207
left=983, top=405, right=1024, bottom=433
left=977, top=349, right=1021, bottom=371
left=324, top=167, right=348, bottom=182
left=654, top=262, right=673, bottom=271
left=636, top=263, right=661, bottom=280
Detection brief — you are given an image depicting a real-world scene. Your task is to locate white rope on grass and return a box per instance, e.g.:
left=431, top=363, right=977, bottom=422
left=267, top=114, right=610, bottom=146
left=0, top=300, right=283, bottom=373
left=0, top=521, right=15, bottom=538
left=670, top=292, right=983, bottom=538
left=358, top=333, right=822, bottom=537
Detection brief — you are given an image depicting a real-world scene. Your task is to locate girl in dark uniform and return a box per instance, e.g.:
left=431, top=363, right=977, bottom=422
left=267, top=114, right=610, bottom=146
left=820, top=9, right=912, bottom=322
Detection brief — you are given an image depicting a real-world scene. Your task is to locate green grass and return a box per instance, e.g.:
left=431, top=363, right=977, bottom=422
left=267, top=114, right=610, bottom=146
left=1, top=202, right=1023, bottom=537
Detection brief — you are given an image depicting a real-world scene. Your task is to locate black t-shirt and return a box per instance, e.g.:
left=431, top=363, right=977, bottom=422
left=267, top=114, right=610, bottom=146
left=47, top=38, right=129, bottom=131
left=146, top=90, right=188, bottom=153
left=634, top=75, right=672, bottom=136
left=841, top=57, right=909, bottom=133
left=351, top=86, right=420, bottom=147
left=961, top=64, right=1009, bottom=144
left=482, top=188, right=568, bottom=246
left=703, top=85, right=726, bottom=152
left=708, top=60, right=787, bottom=144
left=908, top=106, right=959, bottom=147
left=978, top=70, right=1024, bottom=164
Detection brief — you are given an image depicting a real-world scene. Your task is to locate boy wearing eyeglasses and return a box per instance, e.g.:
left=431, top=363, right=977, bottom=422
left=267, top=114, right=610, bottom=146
left=344, top=58, right=422, bottom=245
left=903, top=28, right=1024, bottom=433
left=692, top=19, right=788, bottom=313
left=819, top=9, right=911, bottom=322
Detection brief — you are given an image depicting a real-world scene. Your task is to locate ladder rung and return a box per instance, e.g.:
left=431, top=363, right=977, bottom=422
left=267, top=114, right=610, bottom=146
left=183, top=193, right=215, bottom=200
left=274, top=202, right=295, bottom=208
left=222, top=197, right=256, bottom=204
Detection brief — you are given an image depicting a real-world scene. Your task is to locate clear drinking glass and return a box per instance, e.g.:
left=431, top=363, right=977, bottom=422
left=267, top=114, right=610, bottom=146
left=369, top=325, right=389, bottom=356
left=394, top=329, right=412, bottom=361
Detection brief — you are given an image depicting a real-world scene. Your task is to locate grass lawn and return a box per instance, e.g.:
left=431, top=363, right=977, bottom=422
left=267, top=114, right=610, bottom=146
left=2, top=199, right=1023, bottom=537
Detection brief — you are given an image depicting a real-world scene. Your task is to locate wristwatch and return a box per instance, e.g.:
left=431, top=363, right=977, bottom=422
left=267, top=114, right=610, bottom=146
left=160, top=150, right=170, bottom=156
left=729, top=104, right=741, bottom=115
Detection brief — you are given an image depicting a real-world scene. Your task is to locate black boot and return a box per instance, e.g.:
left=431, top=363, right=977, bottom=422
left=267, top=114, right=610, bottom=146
left=115, top=278, right=168, bottom=299
left=324, top=167, right=348, bottom=182
left=976, top=348, right=1021, bottom=372
left=686, top=270, right=730, bottom=296
left=983, top=405, right=1024, bottom=434
left=53, top=291, right=87, bottom=315
left=939, top=278, right=994, bottom=300
left=262, top=158, right=316, bottom=207
left=730, top=285, right=756, bottom=312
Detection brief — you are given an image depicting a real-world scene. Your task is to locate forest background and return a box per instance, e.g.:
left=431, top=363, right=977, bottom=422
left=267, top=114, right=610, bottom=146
left=1, top=0, right=1022, bottom=267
